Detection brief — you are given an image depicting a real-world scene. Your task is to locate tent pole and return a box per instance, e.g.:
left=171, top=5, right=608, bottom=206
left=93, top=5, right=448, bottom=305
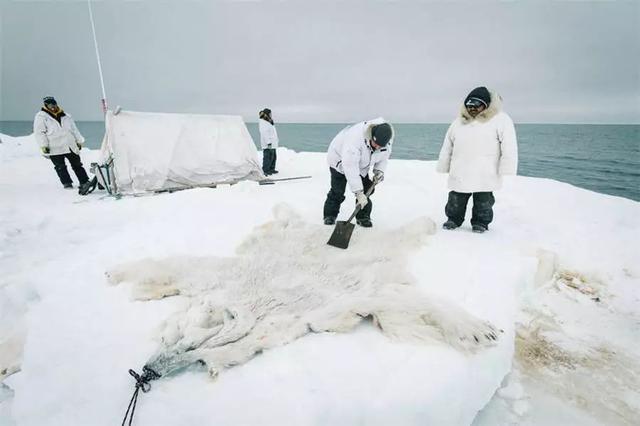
left=87, top=0, right=108, bottom=115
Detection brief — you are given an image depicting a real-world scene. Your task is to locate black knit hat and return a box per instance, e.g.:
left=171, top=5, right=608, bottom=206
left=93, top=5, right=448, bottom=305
left=464, top=87, right=491, bottom=108
left=259, top=108, right=273, bottom=124
left=43, top=96, right=57, bottom=106
left=371, top=123, right=392, bottom=147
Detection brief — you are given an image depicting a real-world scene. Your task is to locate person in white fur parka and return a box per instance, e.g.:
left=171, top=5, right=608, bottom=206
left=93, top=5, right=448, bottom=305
left=33, top=96, right=89, bottom=189
left=436, top=87, right=518, bottom=233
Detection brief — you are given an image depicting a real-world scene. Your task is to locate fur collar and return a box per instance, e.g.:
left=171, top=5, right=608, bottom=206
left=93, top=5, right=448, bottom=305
left=459, top=91, right=502, bottom=124
left=41, top=107, right=66, bottom=124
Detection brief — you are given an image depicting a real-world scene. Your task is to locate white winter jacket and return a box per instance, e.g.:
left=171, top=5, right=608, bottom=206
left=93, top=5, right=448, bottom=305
left=33, top=110, right=85, bottom=156
left=327, top=117, right=393, bottom=193
left=258, top=119, right=279, bottom=149
left=436, top=93, right=518, bottom=193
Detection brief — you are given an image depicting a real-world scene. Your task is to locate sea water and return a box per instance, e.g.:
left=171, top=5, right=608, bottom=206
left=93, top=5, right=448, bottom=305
left=1, top=121, right=638, bottom=201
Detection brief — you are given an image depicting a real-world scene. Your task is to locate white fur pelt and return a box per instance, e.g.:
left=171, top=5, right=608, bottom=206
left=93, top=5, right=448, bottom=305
left=107, top=204, right=500, bottom=379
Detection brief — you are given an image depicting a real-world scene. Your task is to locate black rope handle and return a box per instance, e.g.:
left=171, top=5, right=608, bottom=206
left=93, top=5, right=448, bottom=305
left=121, top=366, right=161, bottom=426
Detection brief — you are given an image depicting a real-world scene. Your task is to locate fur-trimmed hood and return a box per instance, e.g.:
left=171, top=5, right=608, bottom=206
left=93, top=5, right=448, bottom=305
left=439, top=92, right=518, bottom=192
left=460, top=91, right=503, bottom=124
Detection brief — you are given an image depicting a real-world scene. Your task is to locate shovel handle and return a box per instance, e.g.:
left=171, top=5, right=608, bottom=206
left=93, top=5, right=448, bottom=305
left=346, top=180, right=378, bottom=224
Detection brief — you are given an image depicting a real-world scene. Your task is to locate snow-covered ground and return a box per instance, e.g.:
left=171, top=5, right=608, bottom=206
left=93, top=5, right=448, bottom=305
left=1, top=134, right=638, bottom=425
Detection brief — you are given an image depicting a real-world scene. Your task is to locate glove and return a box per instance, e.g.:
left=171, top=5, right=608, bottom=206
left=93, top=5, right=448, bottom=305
left=373, top=169, right=384, bottom=184
left=77, top=143, right=82, bottom=150
left=41, top=146, right=50, bottom=155
left=355, top=191, right=368, bottom=209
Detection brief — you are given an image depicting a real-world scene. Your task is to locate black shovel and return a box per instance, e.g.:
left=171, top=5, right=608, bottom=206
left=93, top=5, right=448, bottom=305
left=327, top=182, right=377, bottom=249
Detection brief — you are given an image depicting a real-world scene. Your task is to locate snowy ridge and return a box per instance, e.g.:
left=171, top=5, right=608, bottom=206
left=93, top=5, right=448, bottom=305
left=1, top=134, right=639, bottom=425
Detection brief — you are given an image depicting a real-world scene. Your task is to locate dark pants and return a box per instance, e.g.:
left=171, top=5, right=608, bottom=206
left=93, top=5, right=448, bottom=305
left=323, top=167, right=375, bottom=220
left=445, top=191, right=495, bottom=228
left=49, top=152, right=89, bottom=187
left=262, top=148, right=277, bottom=174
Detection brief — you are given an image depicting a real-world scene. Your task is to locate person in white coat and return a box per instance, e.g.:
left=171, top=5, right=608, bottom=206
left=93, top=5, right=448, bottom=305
left=436, top=87, right=518, bottom=233
left=323, top=118, right=393, bottom=227
left=34, top=96, right=89, bottom=189
left=258, top=108, right=279, bottom=175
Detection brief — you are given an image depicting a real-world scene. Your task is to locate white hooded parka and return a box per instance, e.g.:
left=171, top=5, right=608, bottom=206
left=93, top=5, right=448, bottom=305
left=327, top=117, right=393, bottom=193
left=33, top=110, right=85, bottom=156
left=436, top=92, right=518, bottom=193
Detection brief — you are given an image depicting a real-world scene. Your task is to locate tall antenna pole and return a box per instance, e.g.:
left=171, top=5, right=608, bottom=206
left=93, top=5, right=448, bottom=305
left=87, top=0, right=108, bottom=114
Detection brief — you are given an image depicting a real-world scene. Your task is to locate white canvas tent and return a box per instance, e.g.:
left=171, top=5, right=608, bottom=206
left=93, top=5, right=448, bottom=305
left=99, top=110, right=263, bottom=195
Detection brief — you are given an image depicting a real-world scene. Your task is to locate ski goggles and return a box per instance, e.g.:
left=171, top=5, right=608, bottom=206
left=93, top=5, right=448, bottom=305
left=465, top=97, right=487, bottom=109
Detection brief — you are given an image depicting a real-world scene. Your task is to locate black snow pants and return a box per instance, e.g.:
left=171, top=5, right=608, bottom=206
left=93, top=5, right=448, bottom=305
left=49, top=152, right=89, bottom=187
left=262, top=148, right=277, bottom=175
left=323, top=167, right=375, bottom=221
left=445, top=191, right=495, bottom=228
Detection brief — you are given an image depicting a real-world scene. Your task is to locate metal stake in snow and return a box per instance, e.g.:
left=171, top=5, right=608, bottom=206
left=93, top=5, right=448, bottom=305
left=87, top=0, right=108, bottom=114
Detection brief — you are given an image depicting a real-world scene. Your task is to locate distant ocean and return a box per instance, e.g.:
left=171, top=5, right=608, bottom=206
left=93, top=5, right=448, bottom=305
left=1, top=121, right=638, bottom=202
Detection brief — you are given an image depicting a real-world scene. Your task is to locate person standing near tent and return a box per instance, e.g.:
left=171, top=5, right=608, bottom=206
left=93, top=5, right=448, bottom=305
left=436, top=86, right=518, bottom=233
left=34, top=96, right=89, bottom=189
left=323, top=118, right=393, bottom=228
left=259, top=108, right=279, bottom=176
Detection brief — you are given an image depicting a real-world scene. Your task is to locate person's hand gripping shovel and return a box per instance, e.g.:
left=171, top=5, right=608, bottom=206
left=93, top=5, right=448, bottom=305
left=327, top=179, right=379, bottom=249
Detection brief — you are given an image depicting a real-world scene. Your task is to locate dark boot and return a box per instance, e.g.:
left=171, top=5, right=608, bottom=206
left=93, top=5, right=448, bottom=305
left=472, top=224, right=488, bottom=233
left=324, top=216, right=336, bottom=225
left=356, top=218, right=372, bottom=228
left=442, top=220, right=459, bottom=230
left=444, top=191, right=472, bottom=226
left=471, top=192, right=495, bottom=229
left=78, top=177, right=98, bottom=195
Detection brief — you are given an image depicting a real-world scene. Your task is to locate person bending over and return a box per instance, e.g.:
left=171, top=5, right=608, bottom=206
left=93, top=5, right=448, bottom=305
left=323, top=118, right=393, bottom=228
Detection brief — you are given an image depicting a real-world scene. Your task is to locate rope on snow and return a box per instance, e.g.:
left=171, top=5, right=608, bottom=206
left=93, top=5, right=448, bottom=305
left=121, top=366, right=161, bottom=426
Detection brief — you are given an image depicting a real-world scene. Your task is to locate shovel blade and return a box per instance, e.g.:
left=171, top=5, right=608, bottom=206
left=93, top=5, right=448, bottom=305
left=327, top=221, right=356, bottom=249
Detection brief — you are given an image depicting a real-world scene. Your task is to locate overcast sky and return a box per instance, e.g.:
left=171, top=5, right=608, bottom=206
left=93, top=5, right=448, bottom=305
left=1, top=0, right=639, bottom=123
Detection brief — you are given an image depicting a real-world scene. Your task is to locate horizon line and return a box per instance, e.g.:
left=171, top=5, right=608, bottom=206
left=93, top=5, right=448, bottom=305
left=1, top=120, right=639, bottom=126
